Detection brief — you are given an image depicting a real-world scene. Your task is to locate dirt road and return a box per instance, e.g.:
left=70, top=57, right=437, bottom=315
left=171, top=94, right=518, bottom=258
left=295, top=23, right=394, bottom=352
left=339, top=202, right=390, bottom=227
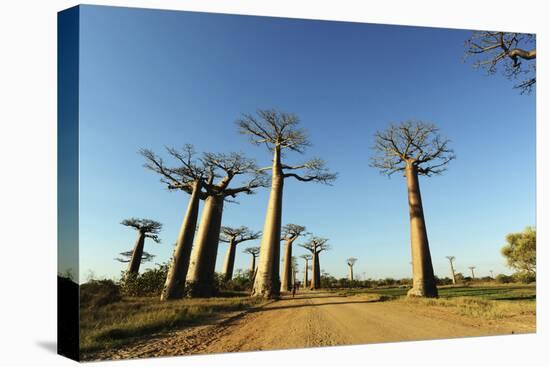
left=91, top=291, right=534, bottom=360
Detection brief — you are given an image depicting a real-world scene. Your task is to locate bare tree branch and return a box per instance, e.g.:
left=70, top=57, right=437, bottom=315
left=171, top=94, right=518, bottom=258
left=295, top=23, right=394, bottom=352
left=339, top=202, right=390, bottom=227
left=370, top=121, right=455, bottom=177
left=220, top=226, right=261, bottom=244
left=465, top=31, right=536, bottom=94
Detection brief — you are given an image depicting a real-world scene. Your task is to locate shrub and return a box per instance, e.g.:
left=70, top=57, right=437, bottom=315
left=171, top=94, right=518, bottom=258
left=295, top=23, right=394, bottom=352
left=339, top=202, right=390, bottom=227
left=121, top=263, right=169, bottom=297
left=513, top=272, right=536, bottom=284
left=80, top=279, right=121, bottom=309
left=495, top=274, right=513, bottom=284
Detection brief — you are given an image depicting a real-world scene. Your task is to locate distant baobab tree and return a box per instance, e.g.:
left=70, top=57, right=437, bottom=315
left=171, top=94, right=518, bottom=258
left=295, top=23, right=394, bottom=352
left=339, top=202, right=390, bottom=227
left=445, top=256, right=457, bottom=285
left=220, top=226, right=261, bottom=281
left=280, top=224, right=308, bottom=292
left=300, top=237, right=330, bottom=289
left=371, top=121, right=455, bottom=298
left=300, top=254, right=312, bottom=287
left=468, top=266, right=476, bottom=279
left=464, top=31, right=536, bottom=94
left=490, top=270, right=494, bottom=279
left=141, top=145, right=210, bottom=300
left=238, top=109, right=336, bottom=298
left=115, top=250, right=155, bottom=264
left=346, top=258, right=358, bottom=282
left=120, top=218, right=162, bottom=276
left=186, top=152, right=267, bottom=297
left=243, top=246, right=260, bottom=278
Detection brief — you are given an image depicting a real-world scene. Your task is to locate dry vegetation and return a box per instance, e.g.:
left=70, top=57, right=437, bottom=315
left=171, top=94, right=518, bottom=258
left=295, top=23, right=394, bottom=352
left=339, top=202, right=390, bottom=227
left=80, top=294, right=265, bottom=353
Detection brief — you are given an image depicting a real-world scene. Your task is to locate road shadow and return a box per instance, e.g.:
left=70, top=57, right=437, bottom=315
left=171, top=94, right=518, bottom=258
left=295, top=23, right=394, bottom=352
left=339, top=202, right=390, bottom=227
left=36, top=340, right=57, bottom=354
left=250, top=298, right=387, bottom=313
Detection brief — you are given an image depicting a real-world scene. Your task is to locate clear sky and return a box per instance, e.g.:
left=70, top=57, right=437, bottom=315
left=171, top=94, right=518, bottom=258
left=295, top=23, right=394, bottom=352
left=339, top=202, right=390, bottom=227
left=71, top=5, right=535, bottom=282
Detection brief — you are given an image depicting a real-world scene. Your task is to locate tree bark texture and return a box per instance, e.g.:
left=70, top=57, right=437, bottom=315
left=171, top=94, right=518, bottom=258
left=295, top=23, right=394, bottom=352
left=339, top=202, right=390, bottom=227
left=280, top=240, right=293, bottom=292
left=186, top=195, right=225, bottom=297
left=348, top=266, right=354, bottom=282
left=127, top=231, right=145, bottom=275
left=303, top=259, right=309, bottom=287
left=222, top=239, right=237, bottom=281
left=405, top=164, right=438, bottom=298
left=311, top=251, right=321, bottom=289
left=161, top=181, right=201, bottom=300
left=252, top=148, right=283, bottom=298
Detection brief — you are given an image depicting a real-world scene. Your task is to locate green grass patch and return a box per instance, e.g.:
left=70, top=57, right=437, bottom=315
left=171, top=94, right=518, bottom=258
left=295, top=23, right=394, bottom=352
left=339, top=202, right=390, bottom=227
left=80, top=295, right=264, bottom=354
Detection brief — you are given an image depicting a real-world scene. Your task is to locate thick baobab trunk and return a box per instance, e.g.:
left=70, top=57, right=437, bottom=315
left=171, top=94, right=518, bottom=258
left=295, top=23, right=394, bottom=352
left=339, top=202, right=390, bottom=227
left=250, top=255, right=256, bottom=277
left=348, top=266, right=354, bottom=282
left=449, top=261, right=456, bottom=285
left=186, top=195, right=224, bottom=297
left=405, top=163, right=438, bottom=298
left=161, top=181, right=201, bottom=300
left=311, top=252, right=321, bottom=289
left=280, top=240, right=293, bottom=292
left=222, top=240, right=237, bottom=281
left=127, top=231, right=145, bottom=275
left=303, top=259, right=309, bottom=287
left=252, top=148, right=283, bottom=298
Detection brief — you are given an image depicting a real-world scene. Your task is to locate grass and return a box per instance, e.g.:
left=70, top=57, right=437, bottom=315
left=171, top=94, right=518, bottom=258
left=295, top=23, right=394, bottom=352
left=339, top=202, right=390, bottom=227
left=339, top=283, right=536, bottom=321
left=80, top=295, right=265, bottom=354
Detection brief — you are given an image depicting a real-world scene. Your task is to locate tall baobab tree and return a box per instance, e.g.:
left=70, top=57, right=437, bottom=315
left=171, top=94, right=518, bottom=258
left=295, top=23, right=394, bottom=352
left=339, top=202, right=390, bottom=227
left=300, top=254, right=312, bottom=288
left=120, top=218, right=162, bottom=276
left=300, top=237, right=330, bottom=290
left=346, top=257, right=358, bottom=282
left=468, top=266, right=476, bottom=279
left=445, top=256, right=457, bottom=285
left=220, top=226, right=261, bottom=281
left=291, top=256, right=299, bottom=287
left=238, top=109, right=336, bottom=298
left=186, top=152, right=266, bottom=297
left=140, top=145, right=210, bottom=300
left=370, top=121, right=455, bottom=298
left=490, top=270, right=494, bottom=279
left=243, top=246, right=260, bottom=279
left=280, top=224, right=308, bottom=292
left=465, top=31, right=536, bottom=94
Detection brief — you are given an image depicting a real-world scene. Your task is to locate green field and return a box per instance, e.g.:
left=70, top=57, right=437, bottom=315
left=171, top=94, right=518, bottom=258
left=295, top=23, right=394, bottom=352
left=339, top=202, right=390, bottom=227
left=352, top=284, right=536, bottom=301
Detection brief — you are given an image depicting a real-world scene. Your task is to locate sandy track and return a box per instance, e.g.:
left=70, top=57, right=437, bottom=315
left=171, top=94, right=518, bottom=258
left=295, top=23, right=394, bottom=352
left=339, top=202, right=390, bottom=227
left=89, top=291, right=534, bottom=360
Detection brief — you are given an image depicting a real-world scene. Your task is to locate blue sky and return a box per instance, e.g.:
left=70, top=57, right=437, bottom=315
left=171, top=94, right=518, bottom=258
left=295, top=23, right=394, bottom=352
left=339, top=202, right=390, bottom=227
left=71, top=5, right=535, bottom=282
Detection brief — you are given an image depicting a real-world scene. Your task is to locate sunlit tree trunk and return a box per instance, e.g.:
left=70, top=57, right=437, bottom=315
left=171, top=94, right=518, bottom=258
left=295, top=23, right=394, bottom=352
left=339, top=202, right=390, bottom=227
left=186, top=195, right=224, bottom=297
left=127, top=231, right=145, bottom=275
left=406, top=163, right=438, bottom=298
left=280, top=240, right=293, bottom=292
left=250, top=255, right=256, bottom=276
left=252, top=147, right=283, bottom=298
left=348, top=266, right=354, bottom=282
left=222, top=239, right=237, bottom=281
left=161, top=181, right=201, bottom=300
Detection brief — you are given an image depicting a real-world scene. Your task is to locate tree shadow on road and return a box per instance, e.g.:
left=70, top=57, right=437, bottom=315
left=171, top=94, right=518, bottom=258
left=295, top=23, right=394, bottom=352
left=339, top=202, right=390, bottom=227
left=250, top=298, right=387, bottom=313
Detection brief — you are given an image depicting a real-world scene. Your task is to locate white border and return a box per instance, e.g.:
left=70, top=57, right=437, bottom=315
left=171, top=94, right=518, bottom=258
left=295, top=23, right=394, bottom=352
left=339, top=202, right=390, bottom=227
left=1, top=1, right=547, bottom=366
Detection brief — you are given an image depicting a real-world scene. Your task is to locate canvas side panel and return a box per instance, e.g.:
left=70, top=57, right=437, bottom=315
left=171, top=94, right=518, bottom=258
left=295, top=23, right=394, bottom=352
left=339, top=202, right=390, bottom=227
left=57, top=5, right=80, bottom=362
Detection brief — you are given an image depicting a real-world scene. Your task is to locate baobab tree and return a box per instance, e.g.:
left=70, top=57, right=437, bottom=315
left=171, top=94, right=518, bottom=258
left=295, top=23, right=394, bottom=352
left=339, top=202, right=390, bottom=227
left=465, top=31, right=536, bottom=93
left=300, top=254, right=312, bottom=288
left=346, top=257, right=358, bottom=282
left=220, top=226, right=261, bottom=281
left=115, top=250, right=155, bottom=264
left=300, top=237, right=330, bottom=289
left=186, top=152, right=266, bottom=297
left=243, top=246, right=260, bottom=279
left=120, top=218, right=162, bottom=276
left=140, top=145, right=210, bottom=300
left=238, top=109, right=336, bottom=298
left=370, top=121, right=455, bottom=298
left=489, top=270, right=494, bottom=279
left=280, top=224, right=308, bottom=292
left=469, top=266, right=476, bottom=279
left=445, top=256, right=457, bottom=285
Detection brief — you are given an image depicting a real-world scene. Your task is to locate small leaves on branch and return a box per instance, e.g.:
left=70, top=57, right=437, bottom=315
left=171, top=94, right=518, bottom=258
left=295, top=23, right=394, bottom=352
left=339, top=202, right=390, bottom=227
left=300, top=236, right=330, bottom=254
left=346, top=257, right=358, bottom=267
left=243, top=246, right=261, bottom=256
left=220, top=226, right=261, bottom=244
left=121, top=218, right=162, bottom=243
left=115, top=250, right=156, bottom=263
